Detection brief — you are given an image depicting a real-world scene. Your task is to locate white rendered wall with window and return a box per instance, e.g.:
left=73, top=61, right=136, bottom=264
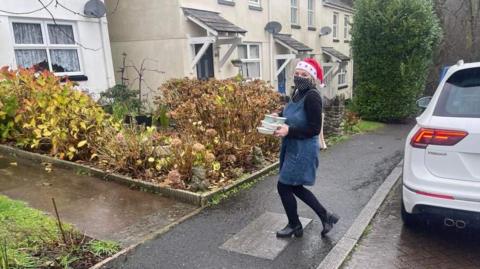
left=238, top=43, right=261, bottom=80
left=12, top=21, right=83, bottom=75
left=0, top=0, right=115, bottom=97
left=249, top=0, right=261, bottom=7
left=291, top=0, right=298, bottom=25
left=332, top=12, right=339, bottom=40
left=338, top=65, right=348, bottom=87
left=307, top=0, right=315, bottom=27
left=344, top=15, right=350, bottom=40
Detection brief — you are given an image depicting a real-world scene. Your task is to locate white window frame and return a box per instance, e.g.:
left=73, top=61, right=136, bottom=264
left=291, top=0, right=298, bottom=25
left=338, top=66, right=348, bottom=87
left=333, top=12, right=339, bottom=40
left=308, top=0, right=315, bottom=27
left=249, top=0, right=261, bottom=7
left=344, top=15, right=350, bottom=40
left=10, top=18, right=83, bottom=76
left=238, top=43, right=262, bottom=80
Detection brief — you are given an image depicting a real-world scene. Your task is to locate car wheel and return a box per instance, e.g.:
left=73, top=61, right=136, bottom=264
left=401, top=199, right=419, bottom=227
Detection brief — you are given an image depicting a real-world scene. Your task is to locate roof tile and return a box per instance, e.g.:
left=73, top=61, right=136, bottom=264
left=274, top=34, right=313, bottom=52
left=183, top=8, right=247, bottom=34
left=322, top=47, right=350, bottom=61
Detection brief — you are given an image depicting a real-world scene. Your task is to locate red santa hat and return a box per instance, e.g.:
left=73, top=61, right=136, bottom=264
left=295, top=58, right=324, bottom=84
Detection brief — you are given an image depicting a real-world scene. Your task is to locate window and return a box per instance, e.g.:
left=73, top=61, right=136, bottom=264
left=344, top=15, right=350, bottom=40
left=249, top=0, right=260, bottom=7
left=333, top=12, right=339, bottom=39
left=308, top=0, right=315, bottom=27
left=12, top=20, right=81, bottom=75
left=291, top=0, right=298, bottom=25
left=238, top=44, right=261, bottom=79
left=338, top=66, right=347, bottom=87
left=434, top=67, right=480, bottom=118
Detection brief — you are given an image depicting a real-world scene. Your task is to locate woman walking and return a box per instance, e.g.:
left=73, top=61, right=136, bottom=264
left=274, top=58, right=339, bottom=238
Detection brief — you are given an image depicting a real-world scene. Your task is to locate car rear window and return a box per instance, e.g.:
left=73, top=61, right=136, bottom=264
left=434, top=67, right=480, bottom=118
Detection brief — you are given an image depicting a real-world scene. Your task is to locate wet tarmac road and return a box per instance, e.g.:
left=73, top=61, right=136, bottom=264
left=0, top=153, right=197, bottom=247
left=103, top=124, right=413, bottom=269
left=345, top=182, right=480, bottom=269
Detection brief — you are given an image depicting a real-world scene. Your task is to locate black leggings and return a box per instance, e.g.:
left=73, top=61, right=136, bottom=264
left=277, top=181, right=328, bottom=227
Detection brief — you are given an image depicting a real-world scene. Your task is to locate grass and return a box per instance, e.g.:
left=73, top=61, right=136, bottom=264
left=87, top=240, right=119, bottom=257
left=326, top=120, right=385, bottom=147
left=356, top=120, right=385, bottom=133
left=0, top=195, right=119, bottom=269
left=325, top=135, right=350, bottom=147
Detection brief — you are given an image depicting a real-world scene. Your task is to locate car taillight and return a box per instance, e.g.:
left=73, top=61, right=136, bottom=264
left=410, top=128, right=468, bottom=148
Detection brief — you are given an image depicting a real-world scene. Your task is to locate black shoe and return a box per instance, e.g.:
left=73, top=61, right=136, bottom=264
left=321, top=213, right=340, bottom=237
left=276, top=224, right=303, bottom=238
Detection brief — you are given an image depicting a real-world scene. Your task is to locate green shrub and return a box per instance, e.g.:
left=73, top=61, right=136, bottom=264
left=0, top=68, right=115, bottom=160
left=351, top=0, right=442, bottom=122
left=0, top=95, right=18, bottom=140
left=99, top=84, right=141, bottom=121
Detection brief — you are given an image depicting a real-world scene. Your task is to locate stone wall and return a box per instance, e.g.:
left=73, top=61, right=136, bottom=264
left=323, top=95, right=346, bottom=137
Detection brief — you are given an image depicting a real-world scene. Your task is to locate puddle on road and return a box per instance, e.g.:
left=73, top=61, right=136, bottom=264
left=0, top=152, right=198, bottom=247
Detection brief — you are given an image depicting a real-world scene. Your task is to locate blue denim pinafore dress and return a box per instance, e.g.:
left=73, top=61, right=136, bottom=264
left=279, top=91, right=319, bottom=186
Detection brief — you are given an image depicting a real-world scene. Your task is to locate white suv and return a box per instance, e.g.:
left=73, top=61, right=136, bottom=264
left=402, top=61, right=480, bottom=229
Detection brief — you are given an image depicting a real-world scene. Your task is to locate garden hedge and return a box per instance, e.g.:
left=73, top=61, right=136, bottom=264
left=351, top=0, right=442, bottom=122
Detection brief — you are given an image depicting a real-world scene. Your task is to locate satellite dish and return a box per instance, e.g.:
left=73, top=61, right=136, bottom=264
left=265, top=21, right=282, bottom=34
left=319, top=26, right=332, bottom=36
left=84, top=0, right=107, bottom=18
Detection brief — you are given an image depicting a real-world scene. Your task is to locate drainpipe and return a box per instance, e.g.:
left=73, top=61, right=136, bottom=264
left=99, top=16, right=115, bottom=88
left=268, top=0, right=274, bottom=87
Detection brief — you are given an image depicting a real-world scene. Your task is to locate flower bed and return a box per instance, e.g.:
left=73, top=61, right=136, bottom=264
left=0, top=68, right=282, bottom=193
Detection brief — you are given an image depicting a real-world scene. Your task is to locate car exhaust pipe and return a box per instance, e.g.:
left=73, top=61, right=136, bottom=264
left=443, top=218, right=467, bottom=229
left=456, top=220, right=466, bottom=229
left=444, top=218, right=455, bottom=227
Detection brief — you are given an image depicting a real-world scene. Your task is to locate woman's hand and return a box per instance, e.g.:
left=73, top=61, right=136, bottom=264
left=274, top=124, right=289, bottom=137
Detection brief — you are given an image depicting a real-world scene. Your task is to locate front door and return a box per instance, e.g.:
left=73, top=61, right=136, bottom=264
left=195, top=44, right=214, bottom=80
left=277, top=59, right=286, bottom=94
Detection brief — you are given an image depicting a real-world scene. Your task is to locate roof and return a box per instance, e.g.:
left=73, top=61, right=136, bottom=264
left=274, top=34, right=313, bottom=52
left=322, top=47, right=350, bottom=61
left=323, top=0, right=354, bottom=12
left=183, top=8, right=247, bottom=34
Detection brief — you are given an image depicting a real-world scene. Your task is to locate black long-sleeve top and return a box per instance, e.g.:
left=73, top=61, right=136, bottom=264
left=280, top=88, right=323, bottom=139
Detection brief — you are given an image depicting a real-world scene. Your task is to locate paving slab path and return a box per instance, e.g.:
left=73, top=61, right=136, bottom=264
left=102, top=123, right=412, bottom=269
left=0, top=153, right=197, bottom=247
left=344, top=182, right=480, bottom=269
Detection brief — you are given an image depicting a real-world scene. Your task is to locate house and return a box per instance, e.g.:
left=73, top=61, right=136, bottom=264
left=105, top=0, right=354, bottom=100
left=0, top=0, right=115, bottom=97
